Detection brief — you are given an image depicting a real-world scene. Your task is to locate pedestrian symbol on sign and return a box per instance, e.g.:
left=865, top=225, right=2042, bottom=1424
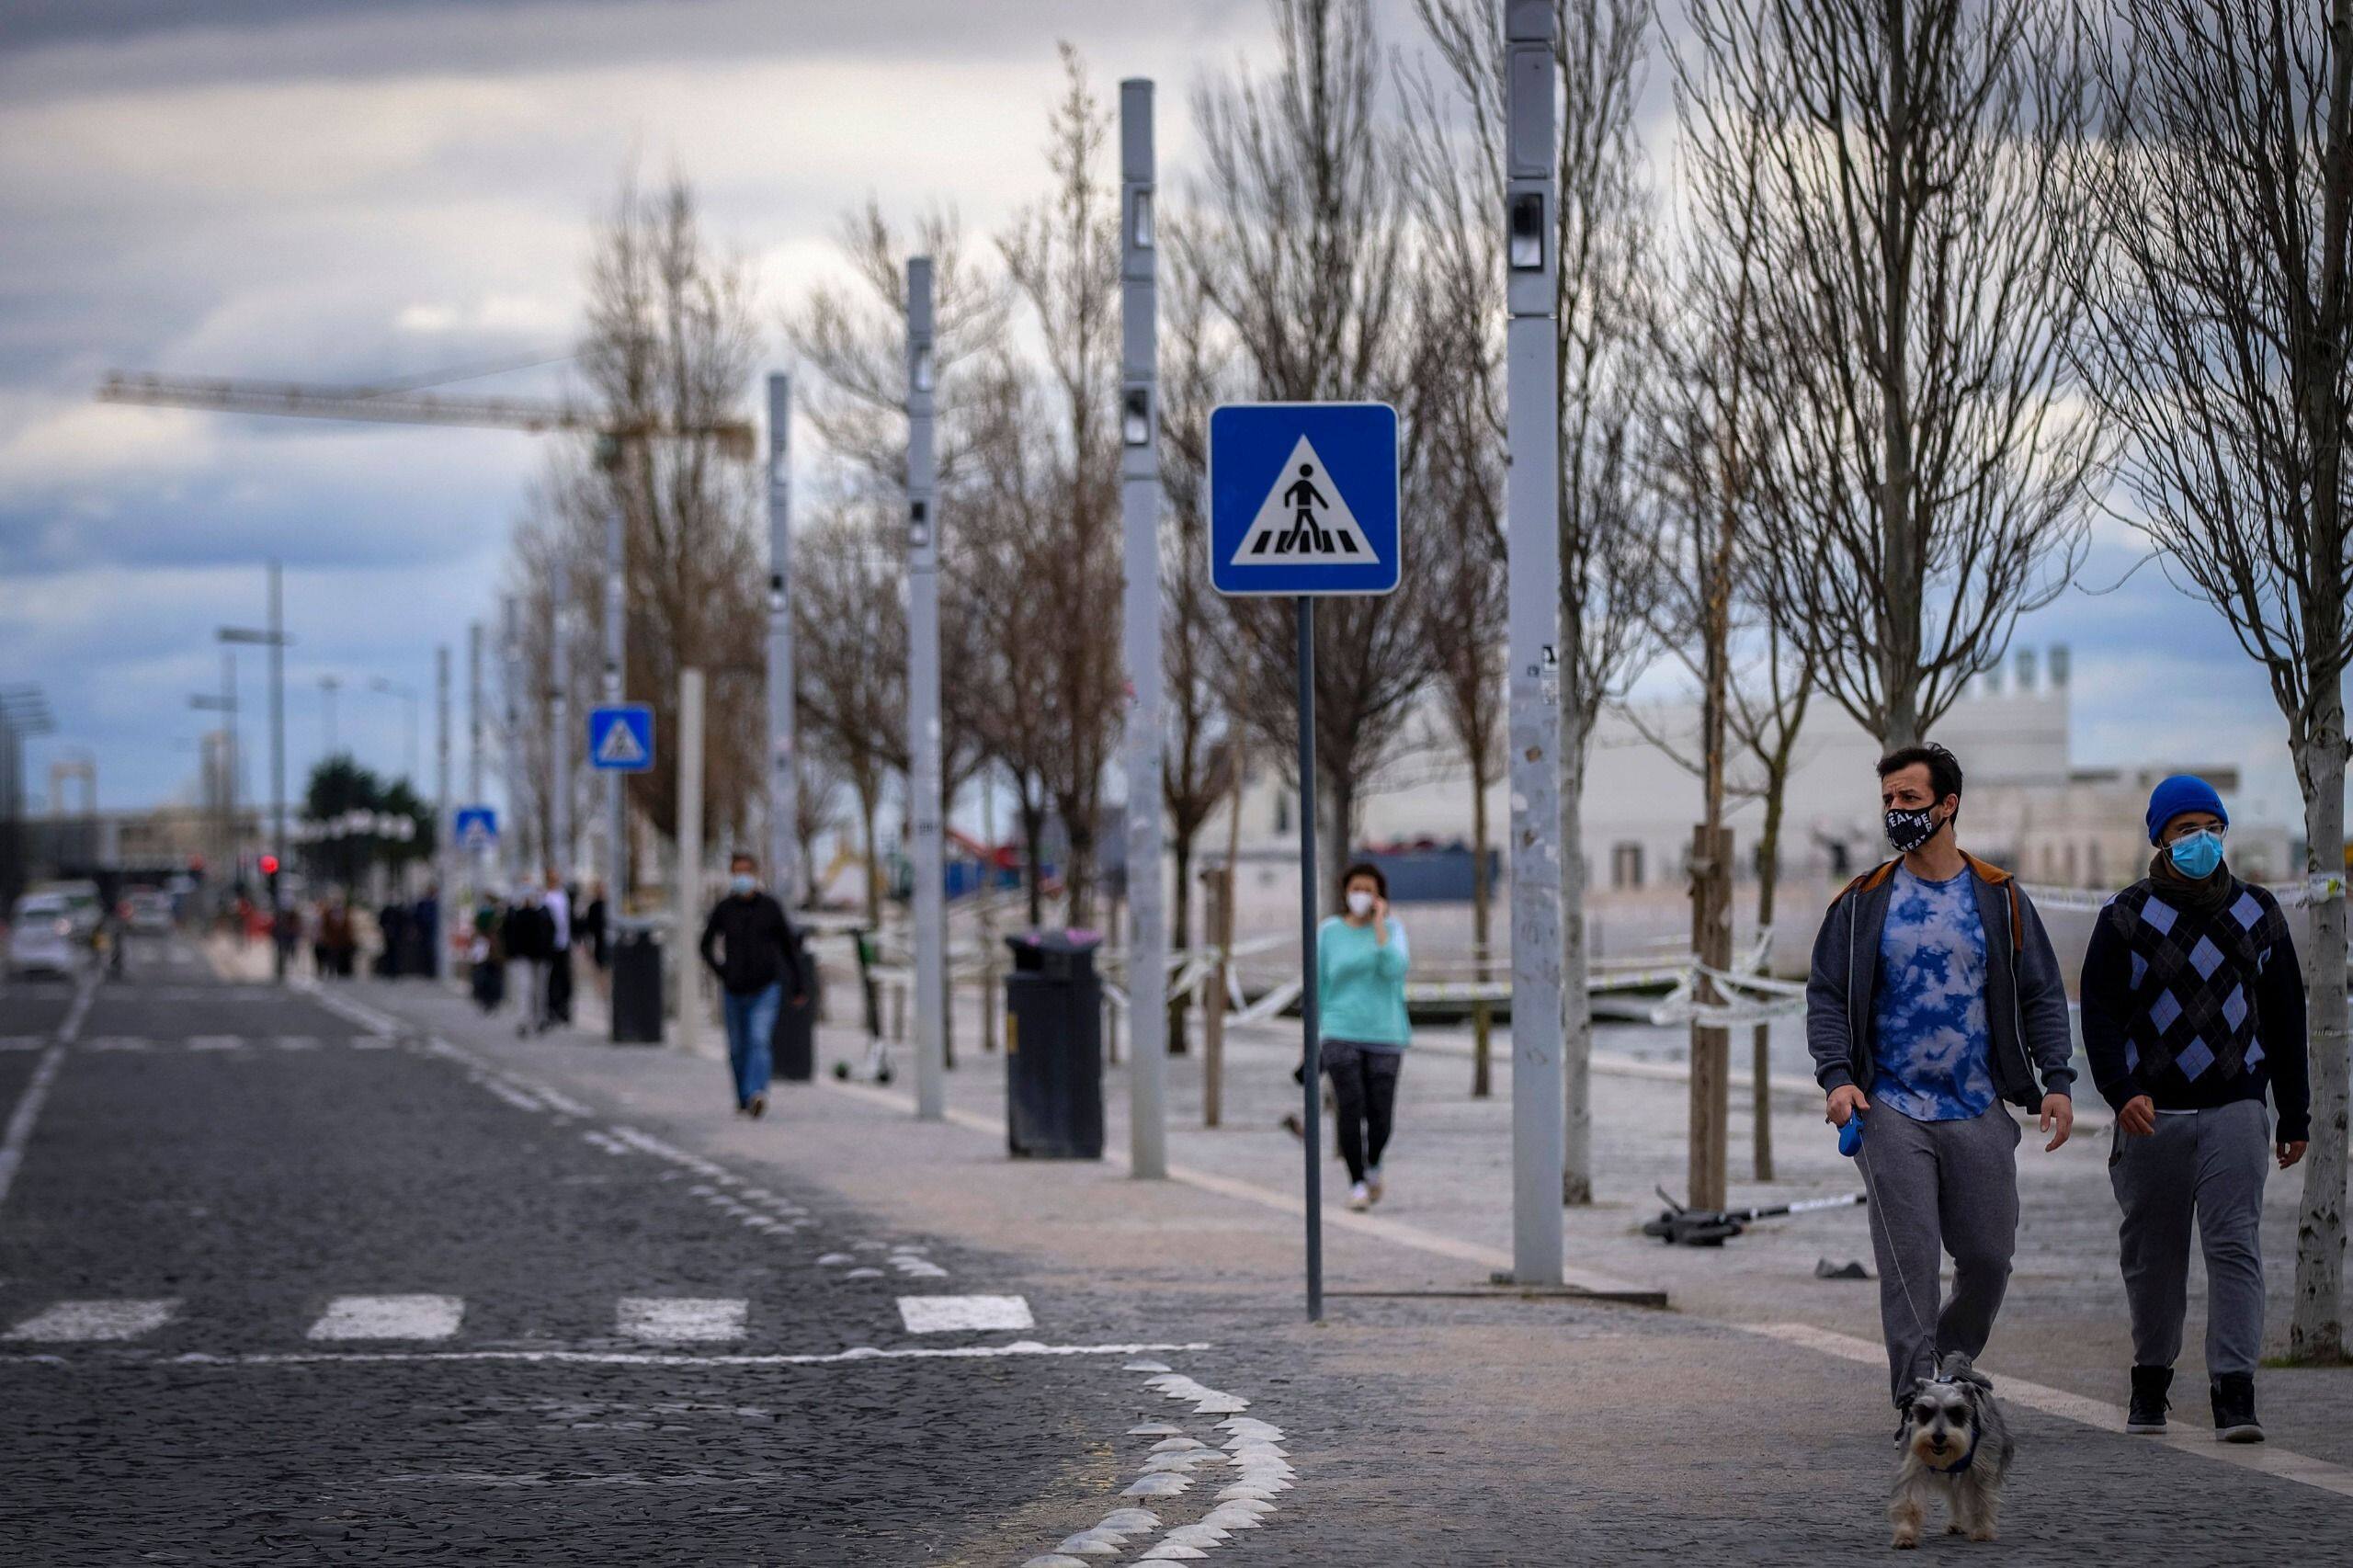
left=596, top=721, right=646, bottom=767
left=1230, top=437, right=1372, bottom=564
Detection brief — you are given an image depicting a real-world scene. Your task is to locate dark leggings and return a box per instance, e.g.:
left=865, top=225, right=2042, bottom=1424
left=1322, top=1039, right=1403, bottom=1183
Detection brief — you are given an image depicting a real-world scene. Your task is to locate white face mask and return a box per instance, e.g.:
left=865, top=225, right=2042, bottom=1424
left=1345, top=890, right=1376, bottom=918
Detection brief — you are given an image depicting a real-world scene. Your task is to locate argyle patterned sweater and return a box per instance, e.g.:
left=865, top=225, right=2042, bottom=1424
left=2079, top=875, right=2311, bottom=1142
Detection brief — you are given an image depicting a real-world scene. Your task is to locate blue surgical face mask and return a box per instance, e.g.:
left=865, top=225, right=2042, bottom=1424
left=2168, top=829, right=2225, bottom=879
left=730, top=873, right=756, bottom=896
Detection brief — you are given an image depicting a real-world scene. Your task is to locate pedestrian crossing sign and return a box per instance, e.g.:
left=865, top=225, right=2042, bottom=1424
left=1208, top=402, right=1400, bottom=597
left=453, top=805, right=497, bottom=850
left=587, top=704, right=654, bottom=773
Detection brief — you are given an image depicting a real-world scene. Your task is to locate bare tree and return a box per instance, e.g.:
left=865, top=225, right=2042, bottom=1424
left=794, top=506, right=903, bottom=925
left=1159, top=244, right=1241, bottom=1051
left=1186, top=0, right=1449, bottom=872
left=995, top=44, right=1127, bottom=926
left=505, top=171, right=766, bottom=871
left=1726, top=626, right=1817, bottom=1181
left=1694, top=0, right=2102, bottom=753
left=2065, top=0, right=2353, bottom=1360
left=1410, top=0, right=1660, bottom=1203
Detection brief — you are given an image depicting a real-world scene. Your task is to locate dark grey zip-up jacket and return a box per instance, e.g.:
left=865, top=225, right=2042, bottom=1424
left=1805, top=852, right=2075, bottom=1111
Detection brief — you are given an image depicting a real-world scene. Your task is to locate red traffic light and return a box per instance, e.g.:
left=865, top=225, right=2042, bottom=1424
left=259, top=855, right=280, bottom=877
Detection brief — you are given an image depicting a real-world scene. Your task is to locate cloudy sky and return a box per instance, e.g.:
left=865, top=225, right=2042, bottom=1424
left=0, top=0, right=2319, bottom=838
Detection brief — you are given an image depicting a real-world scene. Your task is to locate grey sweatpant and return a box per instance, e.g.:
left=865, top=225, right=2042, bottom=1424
left=2109, top=1098, right=2270, bottom=1378
left=1857, top=1103, right=2021, bottom=1403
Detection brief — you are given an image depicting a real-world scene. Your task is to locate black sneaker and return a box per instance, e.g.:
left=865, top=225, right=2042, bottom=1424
left=2127, top=1365, right=2171, bottom=1434
left=2211, top=1372, right=2264, bottom=1443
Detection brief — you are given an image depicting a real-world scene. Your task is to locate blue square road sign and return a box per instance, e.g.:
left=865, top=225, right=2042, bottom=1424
left=453, top=805, right=498, bottom=849
left=587, top=704, right=655, bottom=773
left=1208, top=403, right=1400, bottom=597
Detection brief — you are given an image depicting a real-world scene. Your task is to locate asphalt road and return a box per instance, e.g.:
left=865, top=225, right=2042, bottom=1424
left=0, top=943, right=1260, bottom=1565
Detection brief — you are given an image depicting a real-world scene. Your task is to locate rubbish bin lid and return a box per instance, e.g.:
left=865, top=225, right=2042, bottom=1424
left=1006, top=928, right=1103, bottom=957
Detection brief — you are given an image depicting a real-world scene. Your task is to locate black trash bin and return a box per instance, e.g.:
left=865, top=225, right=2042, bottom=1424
left=769, top=930, right=820, bottom=1082
left=1003, top=930, right=1104, bottom=1159
left=609, top=915, right=665, bottom=1045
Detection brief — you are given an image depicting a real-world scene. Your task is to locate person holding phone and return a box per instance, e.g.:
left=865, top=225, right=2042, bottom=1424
left=1317, top=862, right=1411, bottom=1211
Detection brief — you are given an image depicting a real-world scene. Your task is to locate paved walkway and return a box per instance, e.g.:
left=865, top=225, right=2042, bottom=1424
left=311, top=952, right=2353, bottom=1561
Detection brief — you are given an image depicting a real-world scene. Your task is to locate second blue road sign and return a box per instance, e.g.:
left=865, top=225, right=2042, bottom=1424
left=587, top=703, right=654, bottom=773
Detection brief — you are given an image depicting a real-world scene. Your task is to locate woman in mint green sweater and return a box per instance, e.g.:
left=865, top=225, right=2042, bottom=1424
left=1320, top=862, right=1411, bottom=1210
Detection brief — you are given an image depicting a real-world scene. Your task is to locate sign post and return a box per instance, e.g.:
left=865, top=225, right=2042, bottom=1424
left=906, top=257, right=946, bottom=1124
left=1209, top=399, right=1400, bottom=1323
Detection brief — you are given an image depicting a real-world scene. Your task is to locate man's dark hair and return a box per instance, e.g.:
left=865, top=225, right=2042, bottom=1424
left=730, top=851, right=757, bottom=869
left=1339, top=861, right=1388, bottom=899
left=1876, top=743, right=1963, bottom=806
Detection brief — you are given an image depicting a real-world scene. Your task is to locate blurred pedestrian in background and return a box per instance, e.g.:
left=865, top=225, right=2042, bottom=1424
left=699, top=852, right=806, bottom=1119
left=1318, top=861, right=1411, bottom=1211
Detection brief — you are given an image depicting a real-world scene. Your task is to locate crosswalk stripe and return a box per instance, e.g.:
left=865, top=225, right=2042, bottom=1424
left=617, top=1297, right=747, bottom=1343
left=307, top=1294, right=464, bottom=1341
left=6, top=1299, right=179, bottom=1342
left=897, top=1294, right=1034, bottom=1334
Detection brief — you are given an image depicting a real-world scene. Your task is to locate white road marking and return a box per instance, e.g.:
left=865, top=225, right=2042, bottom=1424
left=271, top=1036, right=321, bottom=1051
left=188, top=1035, right=243, bottom=1051
left=6, top=1339, right=1214, bottom=1369
left=476, top=1079, right=547, bottom=1114
left=349, top=1035, right=398, bottom=1050
left=0, top=1037, right=50, bottom=1051
left=617, top=1297, right=746, bottom=1343
left=897, top=1294, right=1034, bottom=1334
left=81, top=1036, right=153, bottom=1051
left=0, top=980, right=87, bottom=1210
left=307, top=1294, right=465, bottom=1341
left=1746, top=1321, right=2353, bottom=1500
left=6, top=1299, right=178, bottom=1341
left=529, top=1085, right=592, bottom=1118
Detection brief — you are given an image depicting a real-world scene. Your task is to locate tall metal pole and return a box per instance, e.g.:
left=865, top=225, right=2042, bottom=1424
left=1120, top=78, right=1168, bottom=1180
left=320, top=675, right=340, bottom=758
left=906, top=256, right=946, bottom=1122
left=1296, top=597, right=1323, bottom=1321
left=1505, top=0, right=1565, bottom=1286
left=435, top=644, right=451, bottom=980
left=467, top=619, right=484, bottom=894
left=500, top=596, right=520, bottom=882
left=268, top=560, right=285, bottom=982
left=548, top=593, right=571, bottom=882
left=599, top=441, right=628, bottom=903
left=766, top=374, right=799, bottom=904
left=675, top=666, right=706, bottom=1060
left=221, top=647, right=239, bottom=883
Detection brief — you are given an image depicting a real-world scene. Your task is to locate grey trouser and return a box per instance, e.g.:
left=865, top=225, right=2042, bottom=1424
left=1857, top=1103, right=2021, bottom=1403
left=2109, top=1098, right=2270, bottom=1378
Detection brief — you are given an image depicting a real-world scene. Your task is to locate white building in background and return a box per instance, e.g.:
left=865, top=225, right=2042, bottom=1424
left=1235, top=642, right=2293, bottom=895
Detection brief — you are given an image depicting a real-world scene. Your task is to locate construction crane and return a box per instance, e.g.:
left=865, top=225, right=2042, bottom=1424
left=95, top=371, right=757, bottom=460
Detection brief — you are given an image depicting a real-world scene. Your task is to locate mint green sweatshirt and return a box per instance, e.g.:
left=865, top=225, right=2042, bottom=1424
left=1316, top=915, right=1411, bottom=1049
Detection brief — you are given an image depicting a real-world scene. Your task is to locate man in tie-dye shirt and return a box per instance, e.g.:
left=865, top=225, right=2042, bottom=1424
left=1807, top=744, right=2077, bottom=1404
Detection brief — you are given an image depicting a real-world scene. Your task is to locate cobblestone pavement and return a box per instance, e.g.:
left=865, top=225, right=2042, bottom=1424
left=9, top=939, right=2353, bottom=1563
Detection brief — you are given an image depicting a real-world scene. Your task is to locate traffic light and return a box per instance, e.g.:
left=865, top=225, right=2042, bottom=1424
left=259, top=855, right=279, bottom=877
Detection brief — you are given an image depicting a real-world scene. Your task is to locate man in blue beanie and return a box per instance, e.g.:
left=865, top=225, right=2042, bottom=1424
left=2081, top=774, right=2310, bottom=1442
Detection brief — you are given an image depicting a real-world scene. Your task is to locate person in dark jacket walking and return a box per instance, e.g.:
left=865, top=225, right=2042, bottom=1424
left=1807, top=743, right=2077, bottom=1406
left=2081, top=774, right=2310, bottom=1444
left=699, top=853, right=807, bottom=1118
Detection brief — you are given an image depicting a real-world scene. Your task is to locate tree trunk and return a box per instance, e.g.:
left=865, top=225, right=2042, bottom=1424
left=857, top=780, right=881, bottom=928
left=1471, top=759, right=1494, bottom=1099
left=1752, top=773, right=1790, bottom=1182
left=1875, top=0, right=1922, bottom=756
left=1168, top=836, right=1193, bottom=1055
left=2293, top=693, right=2350, bottom=1362
left=1065, top=826, right=1097, bottom=929
left=1205, top=865, right=1231, bottom=1129
left=1019, top=798, right=1046, bottom=928
left=1562, top=710, right=1594, bottom=1207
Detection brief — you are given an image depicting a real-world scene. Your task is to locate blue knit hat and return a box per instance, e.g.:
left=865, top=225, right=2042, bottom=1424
left=2145, top=775, right=2228, bottom=845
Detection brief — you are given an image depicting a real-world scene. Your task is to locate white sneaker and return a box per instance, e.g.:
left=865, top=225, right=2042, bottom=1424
left=1366, top=1168, right=1385, bottom=1204
left=1346, top=1181, right=1370, bottom=1211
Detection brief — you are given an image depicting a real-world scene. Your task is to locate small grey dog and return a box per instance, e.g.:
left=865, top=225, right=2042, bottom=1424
left=1889, top=1353, right=2014, bottom=1548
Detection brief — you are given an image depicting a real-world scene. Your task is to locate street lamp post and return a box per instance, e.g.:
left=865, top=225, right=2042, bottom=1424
left=1120, top=78, right=1167, bottom=1180
left=1505, top=0, right=1566, bottom=1285
left=188, top=661, right=237, bottom=891
left=218, top=562, right=289, bottom=980
left=906, top=256, right=945, bottom=1122
left=766, top=374, right=798, bottom=906
left=369, top=676, right=420, bottom=785
left=320, top=674, right=342, bottom=760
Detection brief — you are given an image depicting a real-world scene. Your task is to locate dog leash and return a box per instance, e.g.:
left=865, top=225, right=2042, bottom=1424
left=1842, top=1112, right=1940, bottom=1352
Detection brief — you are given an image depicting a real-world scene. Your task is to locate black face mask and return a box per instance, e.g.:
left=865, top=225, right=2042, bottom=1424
left=1885, top=804, right=1945, bottom=856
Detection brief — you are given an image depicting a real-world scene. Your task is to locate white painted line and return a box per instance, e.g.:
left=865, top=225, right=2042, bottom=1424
left=529, top=1084, right=592, bottom=1118
left=307, top=1294, right=465, bottom=1342
left=303, top=986, right=405, bottom=1038
left=188, top=1035, right=243, bottom=1051
left=477, top=1080, right=547, bottom=1114
left=272, top=1036, right=322, bottom=1051
left=0, top=1038, right=73, bottom=1210
left=81, top=1036, right=152, bottom=1052
left=0, top=1037, right=45, bottom=1051
left=897, top=1294, right=1035, bottom=1334
left=349, top=1035, right=398, bottom=1050
left=0, top=1339, right=1217, bottom=1369
left=1745, top=1322, right=2353, bottom=1500
left=6, top=1298, right=178, bottom=1342
left=617, top=1297, right=747, bottom=1344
